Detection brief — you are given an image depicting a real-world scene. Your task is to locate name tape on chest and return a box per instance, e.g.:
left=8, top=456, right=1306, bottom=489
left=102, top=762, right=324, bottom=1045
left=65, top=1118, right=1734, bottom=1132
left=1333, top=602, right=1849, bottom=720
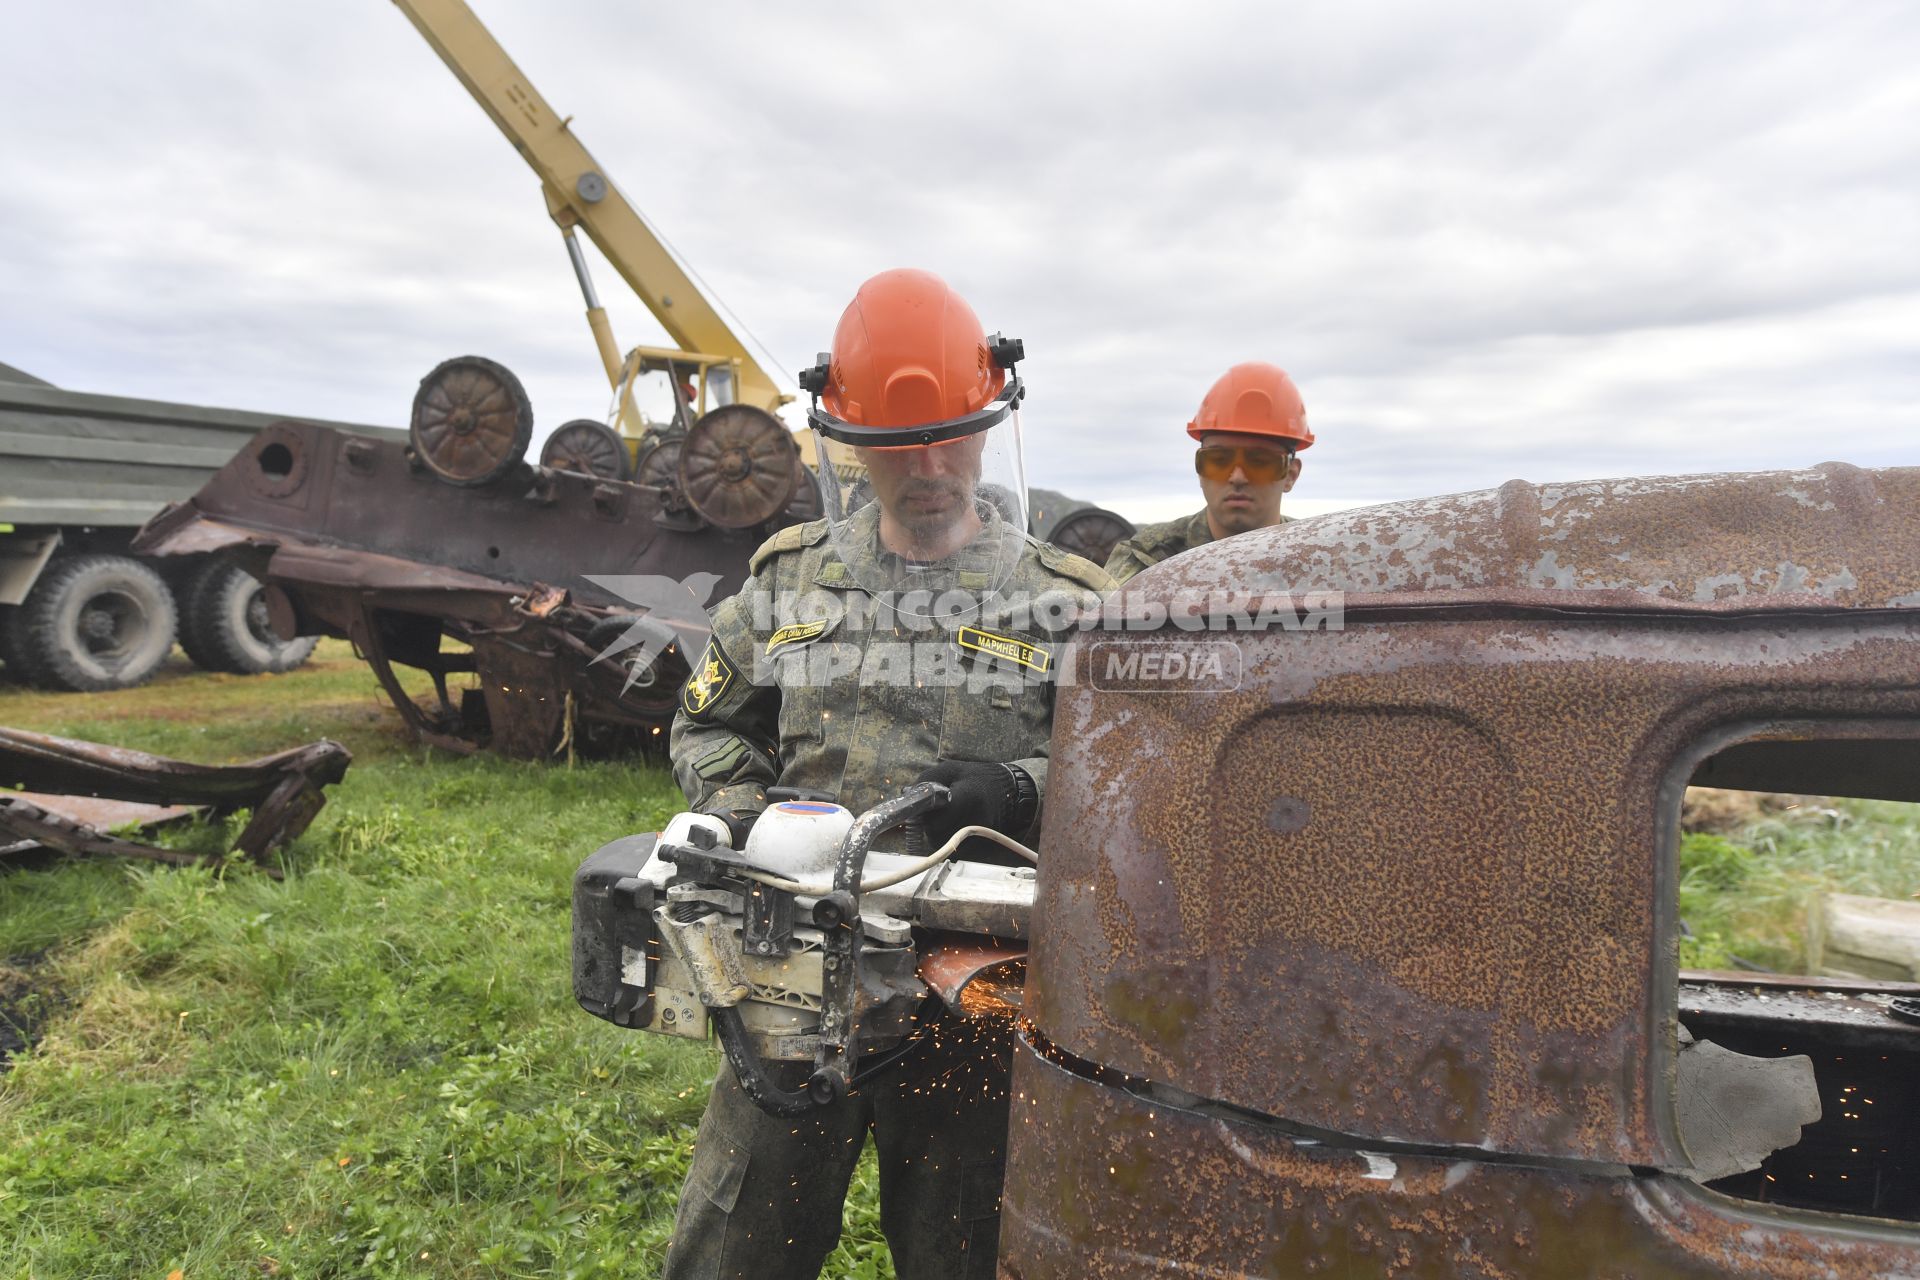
left=956, top=626, right=1051, bottom=675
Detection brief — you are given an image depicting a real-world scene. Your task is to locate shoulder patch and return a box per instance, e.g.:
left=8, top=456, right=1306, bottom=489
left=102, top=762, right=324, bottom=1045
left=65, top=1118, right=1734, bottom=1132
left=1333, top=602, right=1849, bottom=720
left=749, top=518, right=831, bottom=575
left=680, top=637, right=739, bottom=721
left=1036, top=541, right=1117, bottom=592
left=765, top=619, right=829, bottom=656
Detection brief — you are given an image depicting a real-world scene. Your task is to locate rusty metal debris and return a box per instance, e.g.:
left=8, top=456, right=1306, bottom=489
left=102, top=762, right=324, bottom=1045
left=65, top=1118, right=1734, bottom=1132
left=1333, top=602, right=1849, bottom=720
left=0, top=726, right=350, bottom=875
left=916, top=935, right=1028, bottom=1013
left=133, top=420, right=774, bottom=758
left=1005, top=463, right=1920, bottom=1276
left=132, top=357, right=817, bottom=759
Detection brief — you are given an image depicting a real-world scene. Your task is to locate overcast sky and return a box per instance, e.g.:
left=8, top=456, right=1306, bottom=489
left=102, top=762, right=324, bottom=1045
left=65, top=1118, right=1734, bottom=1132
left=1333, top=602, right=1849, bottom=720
left=3, top=1, right=1915, bottom=523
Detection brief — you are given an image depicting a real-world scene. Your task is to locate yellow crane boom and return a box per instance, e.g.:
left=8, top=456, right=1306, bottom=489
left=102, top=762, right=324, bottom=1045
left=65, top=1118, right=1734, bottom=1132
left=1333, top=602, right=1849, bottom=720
left=391, top=0, right=789, bottom=415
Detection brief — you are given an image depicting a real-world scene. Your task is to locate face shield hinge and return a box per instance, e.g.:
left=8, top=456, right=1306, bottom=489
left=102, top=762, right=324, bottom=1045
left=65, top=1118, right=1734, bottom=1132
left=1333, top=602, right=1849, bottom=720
left=988, top=335, right=1025, bottom=408
left=798, top=353, right=833, bottom=398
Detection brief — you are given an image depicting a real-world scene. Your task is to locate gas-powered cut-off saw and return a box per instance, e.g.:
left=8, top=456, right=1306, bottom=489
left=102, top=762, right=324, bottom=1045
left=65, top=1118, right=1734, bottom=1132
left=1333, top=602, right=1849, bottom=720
left=571, top=782, right=1037, bottom=1117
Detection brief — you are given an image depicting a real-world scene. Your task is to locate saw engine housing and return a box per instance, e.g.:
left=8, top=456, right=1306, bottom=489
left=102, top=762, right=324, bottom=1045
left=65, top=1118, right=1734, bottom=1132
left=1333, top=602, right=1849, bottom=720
left=572, top=786, right=1036, bottom=1113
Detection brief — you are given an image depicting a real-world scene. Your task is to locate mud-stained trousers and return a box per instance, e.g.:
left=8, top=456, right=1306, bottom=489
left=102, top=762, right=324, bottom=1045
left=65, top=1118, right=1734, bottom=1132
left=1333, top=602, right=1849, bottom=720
left=661, top=1015, right=1013, bottom=1280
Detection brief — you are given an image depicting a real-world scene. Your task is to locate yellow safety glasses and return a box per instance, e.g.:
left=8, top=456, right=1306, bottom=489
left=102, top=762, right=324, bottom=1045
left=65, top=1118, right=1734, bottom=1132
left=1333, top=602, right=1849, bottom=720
left=1194, top=445, right=1292, bottom=484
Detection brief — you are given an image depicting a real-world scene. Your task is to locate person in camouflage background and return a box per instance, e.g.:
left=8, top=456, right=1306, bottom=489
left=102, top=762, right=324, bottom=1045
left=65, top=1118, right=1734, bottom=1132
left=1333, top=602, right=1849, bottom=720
left=1105, top=361, right=1315, bottom=583
left=661, top=269, right=1112, bottom=1280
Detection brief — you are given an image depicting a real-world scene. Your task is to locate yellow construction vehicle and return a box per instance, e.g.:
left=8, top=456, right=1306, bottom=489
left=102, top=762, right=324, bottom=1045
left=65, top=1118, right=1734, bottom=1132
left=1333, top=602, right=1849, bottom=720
left=391, top=0, right=854, bottom=491
left=388, top=0, right=1140, bottom=562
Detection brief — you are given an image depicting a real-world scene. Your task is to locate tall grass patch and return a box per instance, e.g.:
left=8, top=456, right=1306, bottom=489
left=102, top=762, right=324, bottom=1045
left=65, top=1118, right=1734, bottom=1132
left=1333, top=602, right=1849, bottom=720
left=1, top=643, right=898, bottom=1277
left=1680, top=798, right=1920, bottom=971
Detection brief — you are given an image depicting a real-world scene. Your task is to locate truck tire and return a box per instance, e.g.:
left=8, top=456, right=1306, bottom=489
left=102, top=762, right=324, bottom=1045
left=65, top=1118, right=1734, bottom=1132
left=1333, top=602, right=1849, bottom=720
left=16, top=554, right=178, bottom=691
left=179, top=560, right=318, bottom=675
left=0, top=606, right=38, bottom=683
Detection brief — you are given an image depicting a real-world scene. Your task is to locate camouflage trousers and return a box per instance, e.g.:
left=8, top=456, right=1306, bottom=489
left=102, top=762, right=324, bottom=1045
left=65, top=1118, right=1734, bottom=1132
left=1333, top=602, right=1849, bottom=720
left=660, top=1015, right=1013, bottom=1280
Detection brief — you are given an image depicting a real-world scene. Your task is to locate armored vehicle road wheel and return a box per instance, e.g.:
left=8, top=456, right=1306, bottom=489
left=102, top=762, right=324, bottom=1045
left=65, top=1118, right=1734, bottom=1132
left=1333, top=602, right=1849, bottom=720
left=635, top=435, right=685, bottom=495
left=1045, top=507, right=1135, bottom=567
left=540, top=418, right=631, bottom=481
left=409, top=355, right=534, bottom=487
left=16, top=554, right=177, bottom=691
left=179, top=559, right=319, bottom=675
left=680, top=405, right=798, bottom=529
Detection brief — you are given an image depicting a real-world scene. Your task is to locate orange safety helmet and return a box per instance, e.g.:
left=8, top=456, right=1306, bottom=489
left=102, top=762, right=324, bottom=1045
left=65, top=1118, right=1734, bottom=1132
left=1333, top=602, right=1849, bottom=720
left=1186, top=361, right=1312, bottom=449
left=800, top=269, right=1024, bottom=446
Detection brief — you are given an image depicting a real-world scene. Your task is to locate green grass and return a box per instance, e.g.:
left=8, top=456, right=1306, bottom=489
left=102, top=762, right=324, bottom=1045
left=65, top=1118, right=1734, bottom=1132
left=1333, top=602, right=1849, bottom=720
left=0, top=641, right=897, bottom=1279
left=8, top=643, right=1915, bottom=1276
left=1679, top=799, right=1920, bottom=971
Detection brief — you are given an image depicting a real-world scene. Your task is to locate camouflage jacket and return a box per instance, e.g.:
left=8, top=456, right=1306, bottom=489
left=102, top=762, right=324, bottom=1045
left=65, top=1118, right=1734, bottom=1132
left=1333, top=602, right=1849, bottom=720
left=670, top=504, right=1114, bottom=838
left=1105, top=508, right=1294, bottom=583
left=1104, top=509, right=1215, bottom=583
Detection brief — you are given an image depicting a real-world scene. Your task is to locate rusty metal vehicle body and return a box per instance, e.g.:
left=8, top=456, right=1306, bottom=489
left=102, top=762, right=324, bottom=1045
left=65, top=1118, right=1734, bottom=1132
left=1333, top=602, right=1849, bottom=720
left=1004, top=462, right=1920, bottom=1277
left=134, top=417, right=791, bottom=757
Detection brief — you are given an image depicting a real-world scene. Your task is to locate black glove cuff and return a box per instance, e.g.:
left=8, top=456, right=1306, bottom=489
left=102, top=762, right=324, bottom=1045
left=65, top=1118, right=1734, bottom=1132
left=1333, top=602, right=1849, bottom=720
left=1000, top=762, right=1039, bottom=837
left=709, top=809, right=759, bottom=850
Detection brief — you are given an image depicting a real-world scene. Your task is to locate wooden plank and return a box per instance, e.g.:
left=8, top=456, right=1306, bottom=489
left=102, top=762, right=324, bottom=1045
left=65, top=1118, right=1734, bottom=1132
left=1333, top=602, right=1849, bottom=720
left=1808, top=892, right=1920, bottom=982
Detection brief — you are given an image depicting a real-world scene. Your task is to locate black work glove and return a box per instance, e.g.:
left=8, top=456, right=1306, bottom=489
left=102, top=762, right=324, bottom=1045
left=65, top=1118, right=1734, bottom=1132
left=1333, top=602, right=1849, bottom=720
left=915, top=760, right=1039, bottom=865
left=708, top=809, right=759, bottom=851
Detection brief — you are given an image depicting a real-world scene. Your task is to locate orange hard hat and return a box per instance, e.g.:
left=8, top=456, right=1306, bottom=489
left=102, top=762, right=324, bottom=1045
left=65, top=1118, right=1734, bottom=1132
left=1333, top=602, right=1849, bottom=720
left=800, top=269, right=1024, bottom=446
left=1186, top=361, right=1312, bottom=449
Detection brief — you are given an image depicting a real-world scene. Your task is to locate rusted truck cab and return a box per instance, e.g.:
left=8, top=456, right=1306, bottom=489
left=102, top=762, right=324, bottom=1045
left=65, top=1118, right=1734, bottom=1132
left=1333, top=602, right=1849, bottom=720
left=1004, top=464, right=1920, bottom=1277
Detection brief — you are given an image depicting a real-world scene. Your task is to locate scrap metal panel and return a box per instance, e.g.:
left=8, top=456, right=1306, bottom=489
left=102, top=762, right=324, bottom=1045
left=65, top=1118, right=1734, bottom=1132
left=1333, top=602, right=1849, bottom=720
left=1007, top=464, right=1920, bottom=1276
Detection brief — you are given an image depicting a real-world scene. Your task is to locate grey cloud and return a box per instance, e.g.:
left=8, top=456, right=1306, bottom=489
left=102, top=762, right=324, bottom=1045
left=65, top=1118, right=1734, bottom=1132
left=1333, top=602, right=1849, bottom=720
left=1, top=0, right=1915, bottom=523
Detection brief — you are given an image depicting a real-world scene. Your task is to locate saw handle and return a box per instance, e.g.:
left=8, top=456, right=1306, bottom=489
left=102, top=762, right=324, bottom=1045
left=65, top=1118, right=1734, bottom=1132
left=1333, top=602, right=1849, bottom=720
left=711, top=1006, right=819, bottom=1118
left=712, top=992, right=943, bottom=1116
left=811, top=783, right=952, bottom=1103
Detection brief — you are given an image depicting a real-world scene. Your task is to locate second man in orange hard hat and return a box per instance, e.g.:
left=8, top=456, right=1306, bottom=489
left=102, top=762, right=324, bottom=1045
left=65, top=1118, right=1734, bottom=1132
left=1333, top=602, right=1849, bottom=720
left=1104, top=361, right=1313, bottom=583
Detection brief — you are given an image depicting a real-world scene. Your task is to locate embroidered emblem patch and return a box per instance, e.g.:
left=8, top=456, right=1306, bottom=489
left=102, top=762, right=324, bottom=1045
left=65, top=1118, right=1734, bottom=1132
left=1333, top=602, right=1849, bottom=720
left=765, top=620, right=829, bottom=656
left=681, top=640, right=736, bottom=718
left=955, top=627, right=1051, bottom=675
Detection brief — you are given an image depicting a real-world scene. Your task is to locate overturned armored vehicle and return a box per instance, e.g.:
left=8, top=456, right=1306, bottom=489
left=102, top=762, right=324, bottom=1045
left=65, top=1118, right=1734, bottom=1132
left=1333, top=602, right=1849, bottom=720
left=134, top=351, right=1133, bottom=761
left=136, top=356, right=817, bottom=758
left=1008, top=463, right=1920, bottom=1277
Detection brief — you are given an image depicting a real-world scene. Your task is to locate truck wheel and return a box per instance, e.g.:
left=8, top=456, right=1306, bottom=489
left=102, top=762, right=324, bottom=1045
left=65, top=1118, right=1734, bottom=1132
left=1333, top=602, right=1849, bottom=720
left=0, top=606, right=39, bottom=683
left=16, top=554, right=178, bottom=691
left=179, top=560, right=318, bottom=674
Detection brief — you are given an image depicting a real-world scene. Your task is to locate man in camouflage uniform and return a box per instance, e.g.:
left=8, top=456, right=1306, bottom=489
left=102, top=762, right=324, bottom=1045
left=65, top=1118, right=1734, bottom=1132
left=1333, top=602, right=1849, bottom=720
left=661, top=268, right=1112, bottom=1280
left=1105, top=361, right=1315, bottom=583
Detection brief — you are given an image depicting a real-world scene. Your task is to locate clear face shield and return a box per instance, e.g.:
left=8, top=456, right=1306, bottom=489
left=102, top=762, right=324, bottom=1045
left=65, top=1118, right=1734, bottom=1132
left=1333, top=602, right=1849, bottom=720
left=805, top=370, right=1035, bottom=621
